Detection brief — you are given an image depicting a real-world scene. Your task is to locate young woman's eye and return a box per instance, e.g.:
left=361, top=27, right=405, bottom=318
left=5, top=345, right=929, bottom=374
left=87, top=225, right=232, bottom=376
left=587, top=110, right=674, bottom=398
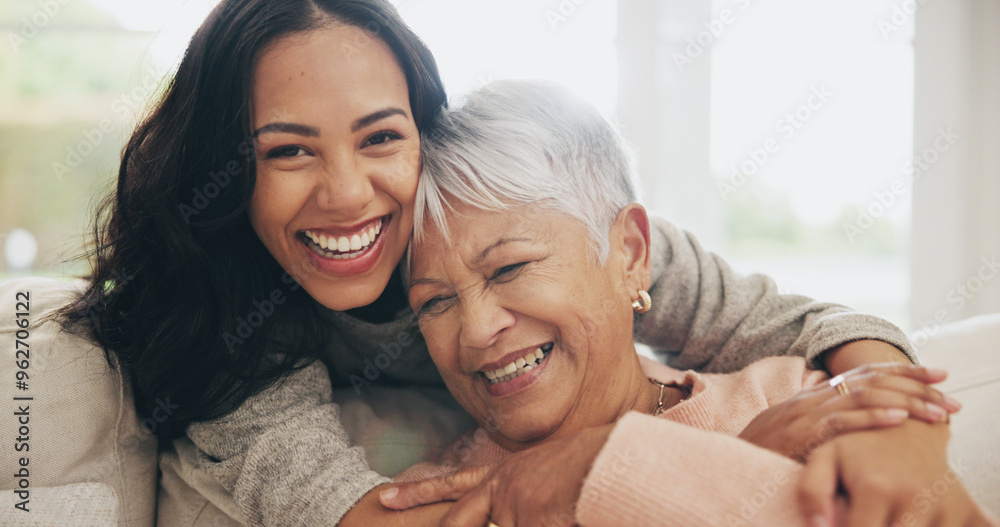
left=265, top=145, right=308, bottom=159
left=363, top=131, right=403, bottom=147
left=491, top=262, right=527, bottom=281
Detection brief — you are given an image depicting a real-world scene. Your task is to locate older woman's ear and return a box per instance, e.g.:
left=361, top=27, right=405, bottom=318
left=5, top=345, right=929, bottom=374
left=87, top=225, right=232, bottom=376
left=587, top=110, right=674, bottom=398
left=613, top=203, right=652, bottom=292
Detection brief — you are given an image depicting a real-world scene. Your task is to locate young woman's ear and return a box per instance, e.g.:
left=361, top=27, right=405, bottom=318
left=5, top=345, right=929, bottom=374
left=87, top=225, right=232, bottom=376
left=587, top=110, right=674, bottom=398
left=611, top=203, right=652, bottom=292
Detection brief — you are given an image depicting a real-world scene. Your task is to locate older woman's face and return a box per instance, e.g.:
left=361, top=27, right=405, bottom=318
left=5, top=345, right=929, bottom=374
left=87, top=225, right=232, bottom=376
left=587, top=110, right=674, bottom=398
left=408, top=202, right=642, bottom=448
left=249, top=25, right=419, bottom=311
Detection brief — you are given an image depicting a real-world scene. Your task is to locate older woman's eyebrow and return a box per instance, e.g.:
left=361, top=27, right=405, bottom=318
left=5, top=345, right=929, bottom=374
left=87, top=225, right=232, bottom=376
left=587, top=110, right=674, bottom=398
left=473, top=237, right=532, bottom=265
left=408, top=277, right=442, bottom=288
left=252, top=122, right=320, bottom=138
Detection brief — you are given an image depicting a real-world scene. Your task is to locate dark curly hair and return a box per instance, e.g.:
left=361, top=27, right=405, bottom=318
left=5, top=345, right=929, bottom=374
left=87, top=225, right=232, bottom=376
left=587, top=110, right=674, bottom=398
left=59, top=0, right=446, bottom=442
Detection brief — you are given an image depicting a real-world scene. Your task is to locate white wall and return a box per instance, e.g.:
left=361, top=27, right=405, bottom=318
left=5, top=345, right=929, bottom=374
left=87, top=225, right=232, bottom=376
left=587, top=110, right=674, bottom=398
left=911, top=0, right=1000, bottom=333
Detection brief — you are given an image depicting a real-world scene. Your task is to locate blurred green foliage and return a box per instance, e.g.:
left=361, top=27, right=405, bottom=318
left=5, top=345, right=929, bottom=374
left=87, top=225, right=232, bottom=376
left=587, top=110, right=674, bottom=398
left=724, top=183, right=906, bottom=257
left=0, top=1, right=163, bottom=276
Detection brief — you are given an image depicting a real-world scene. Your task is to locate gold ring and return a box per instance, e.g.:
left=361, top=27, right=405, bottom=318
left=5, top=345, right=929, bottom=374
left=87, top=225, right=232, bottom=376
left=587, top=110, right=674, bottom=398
left=487, top=523, right=503, bottom=527
left=829, top=374, right=851, bottom=396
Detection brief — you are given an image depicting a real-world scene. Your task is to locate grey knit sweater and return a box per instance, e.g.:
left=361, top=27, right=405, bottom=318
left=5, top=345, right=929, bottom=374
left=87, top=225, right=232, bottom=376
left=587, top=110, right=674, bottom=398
left=186, top=216, right=917, bottom=526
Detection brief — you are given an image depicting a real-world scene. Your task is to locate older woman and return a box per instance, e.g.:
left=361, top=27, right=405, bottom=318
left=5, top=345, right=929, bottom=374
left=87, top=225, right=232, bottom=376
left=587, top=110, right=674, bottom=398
left=391, top=80, right=996, bottom=527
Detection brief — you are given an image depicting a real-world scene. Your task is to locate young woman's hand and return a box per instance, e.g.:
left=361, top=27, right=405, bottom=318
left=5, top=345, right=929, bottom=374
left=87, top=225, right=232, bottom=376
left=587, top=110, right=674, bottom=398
left=380, top=424, right=613, bottom=527
left=738, top=363, right=959, bottom=460
left=798, top=419, right=999, bottom=527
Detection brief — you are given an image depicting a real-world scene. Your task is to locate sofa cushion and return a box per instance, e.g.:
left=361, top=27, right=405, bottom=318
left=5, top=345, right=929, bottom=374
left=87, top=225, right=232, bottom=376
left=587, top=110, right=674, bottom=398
left=913, top=313, right=1000, bottom=514
left=0, top=276, right=158, bottom=526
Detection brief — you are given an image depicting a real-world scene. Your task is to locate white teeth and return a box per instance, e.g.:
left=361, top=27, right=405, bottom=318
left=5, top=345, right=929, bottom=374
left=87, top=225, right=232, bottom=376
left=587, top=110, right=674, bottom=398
left=302, top=220, right=384, bottom=258
left=485, top=345, right=551, bottom=384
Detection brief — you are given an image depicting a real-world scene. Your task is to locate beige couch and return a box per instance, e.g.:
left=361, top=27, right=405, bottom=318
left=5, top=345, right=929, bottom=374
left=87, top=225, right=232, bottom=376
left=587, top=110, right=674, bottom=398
left=2, top=276, right=998, bottom=525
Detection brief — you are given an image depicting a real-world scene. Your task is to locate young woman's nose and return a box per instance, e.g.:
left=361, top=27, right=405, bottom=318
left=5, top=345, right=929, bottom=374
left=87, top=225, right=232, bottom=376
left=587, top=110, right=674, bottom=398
left=314, top=158, right=375, bottom=215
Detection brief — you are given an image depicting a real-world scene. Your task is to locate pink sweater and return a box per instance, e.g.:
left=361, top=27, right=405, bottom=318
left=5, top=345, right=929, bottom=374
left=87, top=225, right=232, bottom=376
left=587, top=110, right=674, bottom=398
left=396, top=356, right=829, bottom=526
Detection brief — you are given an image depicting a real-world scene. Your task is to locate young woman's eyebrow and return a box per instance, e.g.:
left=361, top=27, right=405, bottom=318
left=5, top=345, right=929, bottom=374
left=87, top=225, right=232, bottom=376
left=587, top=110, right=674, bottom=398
left=351, top=107, right=407, bottom=132
left=253, top=122, right=321, bottom=138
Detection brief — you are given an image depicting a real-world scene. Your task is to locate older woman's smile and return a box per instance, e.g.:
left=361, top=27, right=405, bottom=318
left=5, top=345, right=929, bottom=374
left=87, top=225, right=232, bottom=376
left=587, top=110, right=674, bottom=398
left=480, top=342, right=555, bottom=397
left=481, top=342, right=553, bottom=384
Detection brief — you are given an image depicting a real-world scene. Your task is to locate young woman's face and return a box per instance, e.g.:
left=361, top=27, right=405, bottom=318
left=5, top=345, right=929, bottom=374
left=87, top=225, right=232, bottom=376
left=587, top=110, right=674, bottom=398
left=249, top=25, right=419, bottom=311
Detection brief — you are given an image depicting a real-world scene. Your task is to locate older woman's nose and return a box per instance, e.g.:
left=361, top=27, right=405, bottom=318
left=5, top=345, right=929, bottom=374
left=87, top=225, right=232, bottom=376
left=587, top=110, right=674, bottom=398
left=458, top=293, right=516, bottom=350
left=314, top=160, right=375, bottom=214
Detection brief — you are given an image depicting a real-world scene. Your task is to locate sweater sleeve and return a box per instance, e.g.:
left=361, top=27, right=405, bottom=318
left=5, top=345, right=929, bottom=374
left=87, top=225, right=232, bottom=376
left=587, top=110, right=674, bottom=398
left=186, top=360, right=390, bottom=527
left=635, top=216, right=918, bottom=372
left=576, top=412, right=808, bottom=527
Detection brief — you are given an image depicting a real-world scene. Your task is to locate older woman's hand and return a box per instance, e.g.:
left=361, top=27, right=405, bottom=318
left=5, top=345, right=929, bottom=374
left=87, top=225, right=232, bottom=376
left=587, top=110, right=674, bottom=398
left=798, top=419, right=999, bottom=527
left=380, top=424, right=613, bottom=527
left=737, top=363, right=959, bottom=460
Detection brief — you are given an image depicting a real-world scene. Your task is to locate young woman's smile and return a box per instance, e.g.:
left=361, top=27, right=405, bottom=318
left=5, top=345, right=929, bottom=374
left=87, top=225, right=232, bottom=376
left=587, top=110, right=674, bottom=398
left=249, top=25, right=420, bottom=311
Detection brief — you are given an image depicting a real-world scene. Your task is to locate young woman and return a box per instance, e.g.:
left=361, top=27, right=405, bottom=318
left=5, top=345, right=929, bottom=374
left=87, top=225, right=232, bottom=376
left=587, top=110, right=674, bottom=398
left=52, top=0, right=932, bottom=524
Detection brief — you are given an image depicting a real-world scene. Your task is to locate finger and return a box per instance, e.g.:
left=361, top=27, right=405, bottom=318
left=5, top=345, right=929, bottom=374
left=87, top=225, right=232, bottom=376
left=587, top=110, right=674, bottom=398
left=798, top=444, right=838, bottom=527
left=849, top=362, right=948, bottom=381
left=819, top=407, right=909, bottom=438
left=821, top=386, right=952, bottom=424
left=856, top=372, right=961, bottom=413
left=380, top=465, right=493, bottom=510
left=438, top=483, right=496, bottom=527
left=848, top=363, right=949, bottom=387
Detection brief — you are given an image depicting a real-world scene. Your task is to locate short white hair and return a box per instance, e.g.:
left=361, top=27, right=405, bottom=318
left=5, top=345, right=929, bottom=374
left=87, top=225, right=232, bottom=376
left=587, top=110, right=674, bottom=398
left=413, top=79, right=640, bottom=262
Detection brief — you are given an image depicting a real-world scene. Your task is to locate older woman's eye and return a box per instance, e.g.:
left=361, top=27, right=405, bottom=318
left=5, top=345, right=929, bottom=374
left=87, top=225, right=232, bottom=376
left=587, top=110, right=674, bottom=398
left=491, top=262, right=527, bottom=281
left=265, top=145, right=308, bottom=159
left=418, top=295, right=453, bottom=316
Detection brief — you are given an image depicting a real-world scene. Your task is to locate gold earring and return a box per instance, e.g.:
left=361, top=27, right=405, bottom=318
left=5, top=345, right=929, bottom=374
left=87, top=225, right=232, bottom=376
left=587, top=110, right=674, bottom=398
left=632, top=289, right=652, bottom=313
